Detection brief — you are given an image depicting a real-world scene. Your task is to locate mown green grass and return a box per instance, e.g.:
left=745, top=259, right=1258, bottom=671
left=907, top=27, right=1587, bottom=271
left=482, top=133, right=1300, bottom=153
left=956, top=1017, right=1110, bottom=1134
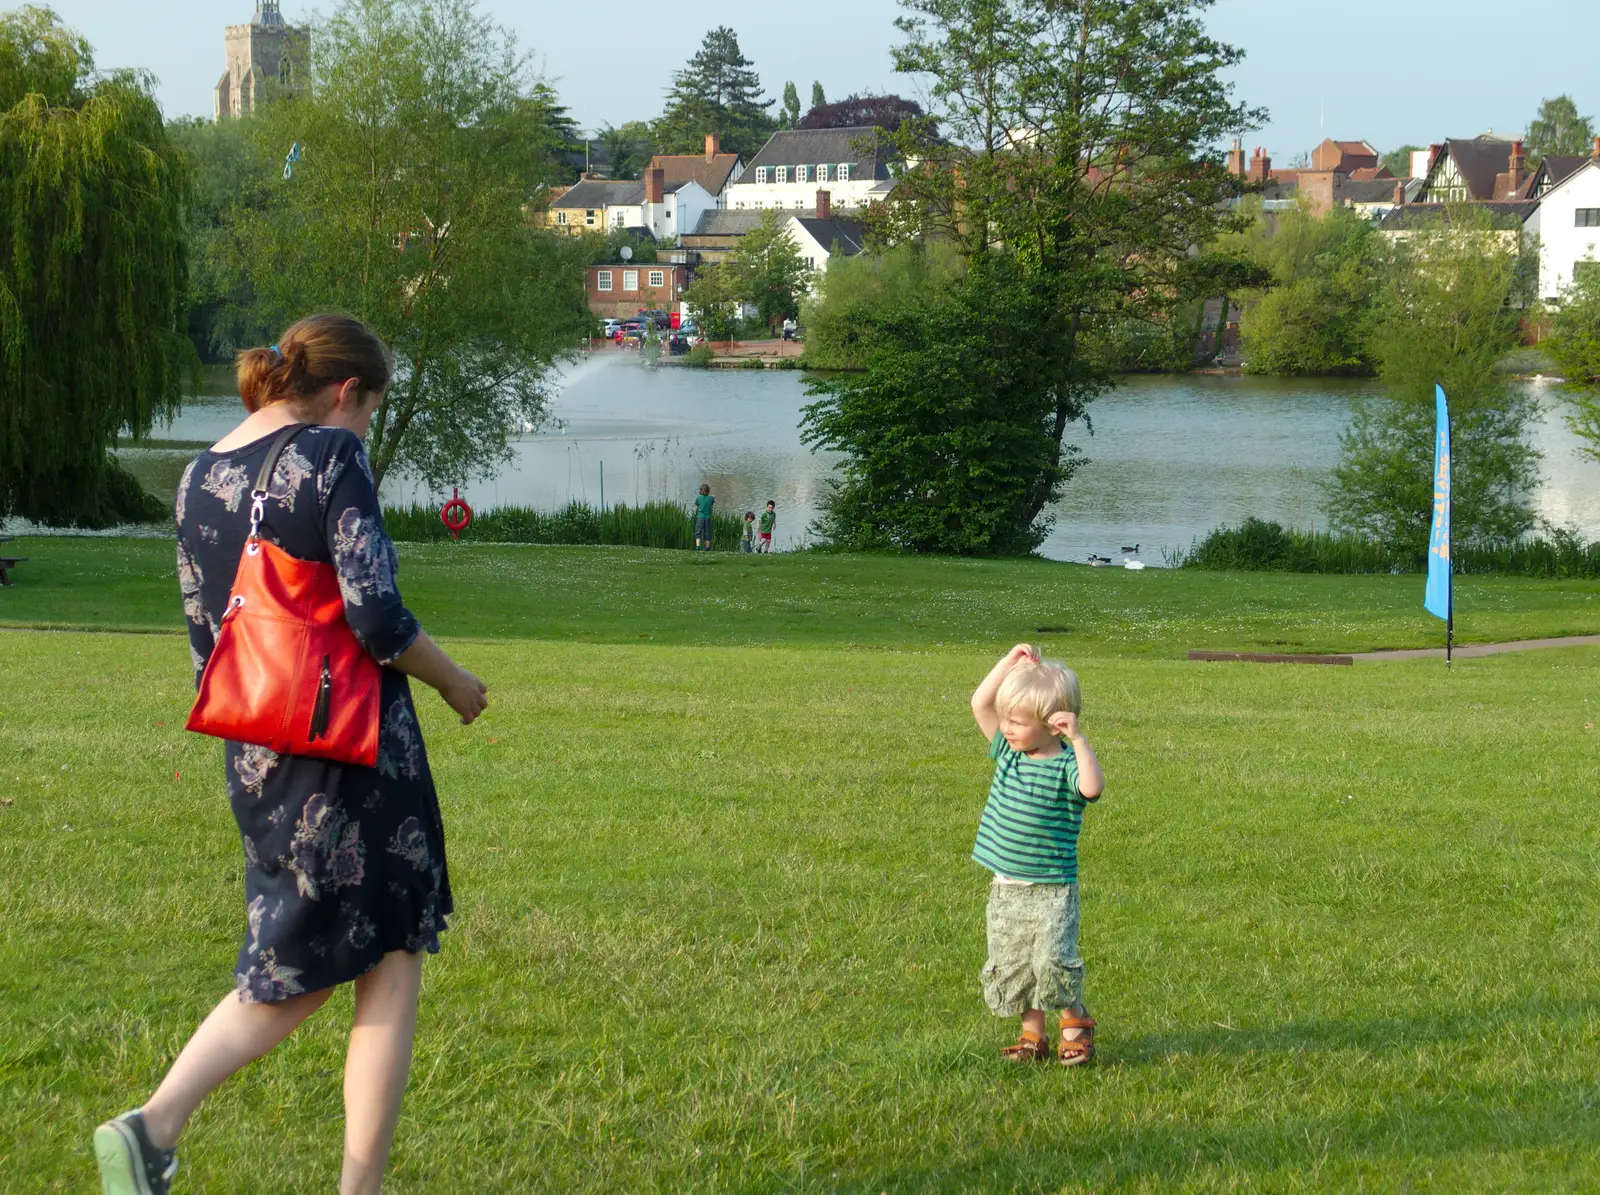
left=4, top=616, right=1600, bottom=1190
left=5, top=536, right=1600, bottom=653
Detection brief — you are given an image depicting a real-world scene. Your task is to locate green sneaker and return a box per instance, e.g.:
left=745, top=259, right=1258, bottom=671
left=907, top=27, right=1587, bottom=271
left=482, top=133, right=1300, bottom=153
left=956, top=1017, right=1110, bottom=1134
left=94, top=1110, right=178, bottom=1195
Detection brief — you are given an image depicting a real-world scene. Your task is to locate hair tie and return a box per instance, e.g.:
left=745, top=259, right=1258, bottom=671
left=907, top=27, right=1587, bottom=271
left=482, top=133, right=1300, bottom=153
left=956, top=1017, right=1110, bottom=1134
left=270, top=344, right=282, bottom=358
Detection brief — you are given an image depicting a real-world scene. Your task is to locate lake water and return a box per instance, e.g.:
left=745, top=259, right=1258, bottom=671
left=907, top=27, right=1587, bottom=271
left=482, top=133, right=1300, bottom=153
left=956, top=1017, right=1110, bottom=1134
left=142, top=354, right=1600, bottom=563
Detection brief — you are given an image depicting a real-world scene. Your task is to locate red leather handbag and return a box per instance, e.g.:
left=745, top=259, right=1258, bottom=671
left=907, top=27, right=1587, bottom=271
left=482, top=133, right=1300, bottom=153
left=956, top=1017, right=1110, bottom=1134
left=186, top=424, right=382, bottom=767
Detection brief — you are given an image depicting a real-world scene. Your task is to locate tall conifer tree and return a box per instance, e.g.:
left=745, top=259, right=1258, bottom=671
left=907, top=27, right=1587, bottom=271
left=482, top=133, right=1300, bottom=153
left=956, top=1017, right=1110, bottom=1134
left=655, top=27, right=774, bottom=157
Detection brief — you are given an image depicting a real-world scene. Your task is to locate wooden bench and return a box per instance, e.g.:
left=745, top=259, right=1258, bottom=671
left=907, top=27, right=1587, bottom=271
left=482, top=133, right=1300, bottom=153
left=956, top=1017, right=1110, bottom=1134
left=0, top=536, right=24, bottom=586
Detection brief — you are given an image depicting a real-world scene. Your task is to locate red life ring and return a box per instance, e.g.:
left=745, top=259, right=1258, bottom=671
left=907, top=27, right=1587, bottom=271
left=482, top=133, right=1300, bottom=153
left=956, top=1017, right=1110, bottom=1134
left=440, top=488, right=473, bottom=541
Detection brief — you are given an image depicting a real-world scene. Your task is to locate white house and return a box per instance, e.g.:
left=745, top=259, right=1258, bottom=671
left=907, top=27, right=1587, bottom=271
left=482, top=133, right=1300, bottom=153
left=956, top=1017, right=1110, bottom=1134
left=725, top=126, right=896, bottom=214
left=785, top=194, right=868, bottom=285
left=1526, top=156, right=1600, bottom=302
left=552, top=171, right=717, bottom=245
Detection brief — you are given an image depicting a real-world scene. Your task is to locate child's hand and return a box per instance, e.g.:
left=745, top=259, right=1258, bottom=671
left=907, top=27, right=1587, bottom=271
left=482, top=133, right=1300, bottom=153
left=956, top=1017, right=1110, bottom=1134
left=1007, top=643, right=1039, bottom=665
left=1047, top=710, right=1083, bottom=741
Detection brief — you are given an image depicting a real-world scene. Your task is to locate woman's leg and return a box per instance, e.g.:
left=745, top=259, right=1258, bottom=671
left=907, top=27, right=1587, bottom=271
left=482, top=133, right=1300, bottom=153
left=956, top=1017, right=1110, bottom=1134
left=140, top=986, right=333, bottom=1148
left=339, top=950, right=424, bottom=1195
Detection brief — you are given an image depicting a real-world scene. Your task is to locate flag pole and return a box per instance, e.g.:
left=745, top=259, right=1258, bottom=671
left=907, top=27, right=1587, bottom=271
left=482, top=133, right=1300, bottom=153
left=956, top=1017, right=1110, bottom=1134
left=1446, top=562, right=1453, bottom=670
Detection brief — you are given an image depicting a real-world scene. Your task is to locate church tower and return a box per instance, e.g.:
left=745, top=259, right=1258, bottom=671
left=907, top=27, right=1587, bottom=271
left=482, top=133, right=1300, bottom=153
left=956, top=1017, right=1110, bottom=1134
left=214, top=2, right=309, bottom=120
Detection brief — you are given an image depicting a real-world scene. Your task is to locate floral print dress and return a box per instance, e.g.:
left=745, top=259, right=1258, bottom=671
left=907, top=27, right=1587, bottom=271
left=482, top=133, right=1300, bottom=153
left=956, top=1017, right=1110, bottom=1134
left=176, top=425, right=452, bottom=1003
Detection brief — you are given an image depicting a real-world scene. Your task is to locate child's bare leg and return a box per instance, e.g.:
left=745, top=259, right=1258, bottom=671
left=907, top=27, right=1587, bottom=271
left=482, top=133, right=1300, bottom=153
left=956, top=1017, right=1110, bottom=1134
left=141, top=986, right=333, bottom=1148
left=1059, top=1002, right=1091, bottom=1041
left=339, top=949, right=424, bottom=1195
left=1020, top=1008, right=1047, bottom=1040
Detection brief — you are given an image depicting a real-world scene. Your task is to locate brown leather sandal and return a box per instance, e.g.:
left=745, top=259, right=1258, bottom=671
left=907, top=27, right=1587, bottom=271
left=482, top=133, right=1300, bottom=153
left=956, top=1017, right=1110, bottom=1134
left=999, top=1029, right=1051, bottom=1062
left=1058, top=1012, right=1096, bottom=1066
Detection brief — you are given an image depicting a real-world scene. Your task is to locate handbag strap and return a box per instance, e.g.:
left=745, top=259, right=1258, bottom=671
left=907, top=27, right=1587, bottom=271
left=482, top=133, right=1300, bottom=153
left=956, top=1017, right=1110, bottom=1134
left=247, top=422, right=313, bottom=540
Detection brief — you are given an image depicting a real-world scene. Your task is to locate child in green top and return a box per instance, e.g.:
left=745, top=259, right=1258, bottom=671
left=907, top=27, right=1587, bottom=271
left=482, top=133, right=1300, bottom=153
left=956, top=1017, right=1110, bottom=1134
left=741, top=511, right=756, bottom=553
left=756, top=500, right=775, bottom=553
left=694, top=484, right=715, bottom=551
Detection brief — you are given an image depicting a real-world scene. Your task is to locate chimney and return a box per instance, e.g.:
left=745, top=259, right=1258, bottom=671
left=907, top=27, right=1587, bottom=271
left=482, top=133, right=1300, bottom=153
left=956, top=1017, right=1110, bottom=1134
left=1226, top=137, right=1245, bottom=177
left=646, top=167, right=664, bottom=205
left=1509, top=139, right=1526, bottom=190
left=816, top=189, right=831, bottom=220
left=1393, top=180, right=1405, bottom=206
left=704, top=133, right=720, bottom=161
left=1428, top=143, right=1443, bottom=173
left=1592, top=135, right=1600, bottom=159
left=1248, top=146, right=1271, bottom=182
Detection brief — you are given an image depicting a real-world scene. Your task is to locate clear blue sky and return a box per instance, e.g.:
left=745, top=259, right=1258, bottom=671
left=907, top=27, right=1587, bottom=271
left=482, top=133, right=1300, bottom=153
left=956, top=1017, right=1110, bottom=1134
left=42, top=0, right=1599, bottom=161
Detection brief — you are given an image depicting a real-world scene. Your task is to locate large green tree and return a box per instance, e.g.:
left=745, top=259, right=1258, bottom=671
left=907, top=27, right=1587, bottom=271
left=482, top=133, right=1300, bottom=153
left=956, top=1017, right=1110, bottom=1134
left=1328, top=207, right=1542, bottom=553
left=1527, top=94, right=1595, bottom=162
left=238, top=0, right=588, bottom=490
left=802, top=256, right=1078, bottom=555
left=0, top=6, right=194, bottom=526
left=1231, top=201, right=1382, bottom=375
left=654, top=27, right=775, bottom=158
left=828, top=0, right=1261, bottom=545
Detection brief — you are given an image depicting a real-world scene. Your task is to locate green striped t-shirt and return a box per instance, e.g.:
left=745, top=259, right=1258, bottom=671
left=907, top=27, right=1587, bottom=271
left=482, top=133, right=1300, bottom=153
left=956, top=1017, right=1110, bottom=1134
left=971, top=729, right=1090, bottom=883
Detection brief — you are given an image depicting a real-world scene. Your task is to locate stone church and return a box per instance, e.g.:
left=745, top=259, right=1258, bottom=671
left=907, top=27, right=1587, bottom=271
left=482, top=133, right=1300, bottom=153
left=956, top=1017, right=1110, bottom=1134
left=213, top=1, right=309, bottom=120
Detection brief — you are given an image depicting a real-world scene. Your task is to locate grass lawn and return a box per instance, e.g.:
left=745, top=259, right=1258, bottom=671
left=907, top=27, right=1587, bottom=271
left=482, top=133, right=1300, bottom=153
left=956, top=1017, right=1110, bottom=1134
left=4, top=541, right=1600, bottom=1190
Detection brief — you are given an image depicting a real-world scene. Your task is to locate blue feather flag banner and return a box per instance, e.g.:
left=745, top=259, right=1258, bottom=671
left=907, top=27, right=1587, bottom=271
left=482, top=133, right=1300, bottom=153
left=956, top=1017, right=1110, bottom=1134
left=1424, top=384, right=1451, bottom=621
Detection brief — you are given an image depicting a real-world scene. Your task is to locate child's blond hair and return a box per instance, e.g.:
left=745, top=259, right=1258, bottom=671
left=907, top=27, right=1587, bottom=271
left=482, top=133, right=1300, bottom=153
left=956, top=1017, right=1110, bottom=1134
left=995, top=658, right=1081, bottom=722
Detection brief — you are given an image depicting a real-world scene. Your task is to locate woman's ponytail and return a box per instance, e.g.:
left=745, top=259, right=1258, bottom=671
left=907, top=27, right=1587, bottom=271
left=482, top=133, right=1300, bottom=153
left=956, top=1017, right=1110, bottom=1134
left=235, top=316, right=392, bottom=417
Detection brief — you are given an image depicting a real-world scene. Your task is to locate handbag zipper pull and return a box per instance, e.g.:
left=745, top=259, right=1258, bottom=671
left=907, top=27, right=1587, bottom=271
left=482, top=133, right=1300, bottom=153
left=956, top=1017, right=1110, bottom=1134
left=309, top=654, right=332, bottom=741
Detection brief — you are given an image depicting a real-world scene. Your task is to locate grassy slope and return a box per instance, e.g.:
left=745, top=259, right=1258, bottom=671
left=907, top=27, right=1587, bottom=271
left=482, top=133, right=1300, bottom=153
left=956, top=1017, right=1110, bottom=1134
left=4, top=542, right=1600, bottom=1190
left=4, top=536, right=1600, bottom=653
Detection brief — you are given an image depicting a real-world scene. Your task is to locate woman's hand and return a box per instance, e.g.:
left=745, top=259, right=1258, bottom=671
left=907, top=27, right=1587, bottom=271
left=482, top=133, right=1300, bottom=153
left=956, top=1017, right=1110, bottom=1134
left=440, top=668, right=489, bottom=725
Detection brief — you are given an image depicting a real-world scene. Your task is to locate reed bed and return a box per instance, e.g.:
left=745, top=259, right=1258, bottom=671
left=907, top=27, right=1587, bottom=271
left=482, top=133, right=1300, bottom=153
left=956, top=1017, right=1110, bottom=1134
left=382, top=501, right=748, bottom=551
left=1176, top=518, right=1600, bottom=578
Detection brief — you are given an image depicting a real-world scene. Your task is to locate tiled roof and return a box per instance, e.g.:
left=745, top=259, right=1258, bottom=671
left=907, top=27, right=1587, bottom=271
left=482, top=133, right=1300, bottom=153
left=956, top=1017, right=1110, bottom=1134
left=1436, top=138, right=1518, bottom=200
left=648, top=152, right=743, bottom=196
left=553, top=179, right=644, bottom=209
left=1336, top=140, right=1377, bottom=156
left=1539, top=155, right=1590, bottom=189
left=1341, top=178, right=1405, bottom=203
left=1347, top=166, right=1395, bottom=182
left=738, top=127, right=890, bottom=180
left=1379, top=200, right=1538, bottom=231
left=791, top=217, right=868, bottom=256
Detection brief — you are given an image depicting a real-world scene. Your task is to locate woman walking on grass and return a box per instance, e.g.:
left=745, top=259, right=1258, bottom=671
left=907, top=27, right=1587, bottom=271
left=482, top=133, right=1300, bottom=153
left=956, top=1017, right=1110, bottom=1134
left=94, top=314, right=488, bottom=1195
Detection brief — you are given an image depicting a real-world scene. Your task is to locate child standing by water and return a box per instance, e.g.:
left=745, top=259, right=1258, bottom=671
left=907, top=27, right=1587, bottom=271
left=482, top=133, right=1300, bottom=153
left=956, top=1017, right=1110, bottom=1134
left=756, top=500, right=776, bottom=553
left=694, top=484, right=715, bottom=551
left=741, top=511, right=757, bottom=553
left=969, top=644, right=1105, bottom=1065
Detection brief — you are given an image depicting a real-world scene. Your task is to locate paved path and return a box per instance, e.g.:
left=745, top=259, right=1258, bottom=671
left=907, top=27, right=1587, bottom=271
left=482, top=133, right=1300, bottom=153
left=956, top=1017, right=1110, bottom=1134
left=1354, top=634, right=1600, bottom=662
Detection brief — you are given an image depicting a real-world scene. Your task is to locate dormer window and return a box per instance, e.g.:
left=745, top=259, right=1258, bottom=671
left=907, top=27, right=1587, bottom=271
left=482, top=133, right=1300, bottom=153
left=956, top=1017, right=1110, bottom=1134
left=795, top=165, right=809, bottom=183
left=816, top=164, right=830, bottom=183
left=755, top=167, right=768, bottom=184
left=837, top=163, right=851, bottom=182
left=775, top=166, right=789, bottom=184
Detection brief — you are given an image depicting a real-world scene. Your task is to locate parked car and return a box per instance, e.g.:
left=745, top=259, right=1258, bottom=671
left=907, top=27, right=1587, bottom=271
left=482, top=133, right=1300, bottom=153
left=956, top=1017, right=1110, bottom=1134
left=601, top=318, right=624, bottom=339
left=678, top=319, right=698, bottom=337
left=638, top=308, right=671, bottom=329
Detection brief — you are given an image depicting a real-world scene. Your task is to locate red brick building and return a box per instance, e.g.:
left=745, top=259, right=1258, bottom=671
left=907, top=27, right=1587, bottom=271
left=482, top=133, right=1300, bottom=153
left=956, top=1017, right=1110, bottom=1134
left=585, top=262, right=688, bottom=319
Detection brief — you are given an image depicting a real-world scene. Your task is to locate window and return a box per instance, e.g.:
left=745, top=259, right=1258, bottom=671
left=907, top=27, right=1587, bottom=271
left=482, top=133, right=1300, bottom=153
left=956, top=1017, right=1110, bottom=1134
left=597, top=270, right=612, bottom=291
left=556, top=210, right=568, bottom=225
left=774, top=166, right=788, bottom=184
left=623, top=269, right=639, bottom=291
left=585, top=209, right=596, bottom=226
left=648, top=269, right=665, bottom=288
left=1577, top=209, right=1600, bottom=227
left=755, top=167, right=768, bottom=184
left=795, top=165, right=809, bottom=183
left=279, top=57, right=293, bottom=85
left=837, top=163, right=851, bottom=182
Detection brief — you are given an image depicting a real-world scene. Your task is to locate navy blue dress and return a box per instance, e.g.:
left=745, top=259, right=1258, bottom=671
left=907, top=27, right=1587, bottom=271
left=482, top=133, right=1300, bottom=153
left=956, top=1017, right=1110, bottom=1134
left=176, top=425, right=452, bottom=1002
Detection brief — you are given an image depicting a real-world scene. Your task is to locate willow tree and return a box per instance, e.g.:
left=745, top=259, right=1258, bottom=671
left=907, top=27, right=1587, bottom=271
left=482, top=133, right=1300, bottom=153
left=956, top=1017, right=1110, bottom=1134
left=0, top=7, right=193, bottom=526
left=238, top=0, right=588, bottom=491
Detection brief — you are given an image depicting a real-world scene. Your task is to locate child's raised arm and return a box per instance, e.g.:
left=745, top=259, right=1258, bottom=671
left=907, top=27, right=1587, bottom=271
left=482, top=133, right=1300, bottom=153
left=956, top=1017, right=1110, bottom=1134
left=971, top=644, right=1037, bottom=739
left=1047, top=711, right=1105, bottom=799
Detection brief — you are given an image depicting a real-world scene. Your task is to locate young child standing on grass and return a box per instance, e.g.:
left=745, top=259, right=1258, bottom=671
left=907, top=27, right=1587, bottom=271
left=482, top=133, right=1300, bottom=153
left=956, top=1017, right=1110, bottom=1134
left=970, top=644, right=1105, bottom=1065
left=741, top=511, right=757, bottom=553
left=757, top=500, right=776, bottom=553
left=694, top=483, right=715, bottom=551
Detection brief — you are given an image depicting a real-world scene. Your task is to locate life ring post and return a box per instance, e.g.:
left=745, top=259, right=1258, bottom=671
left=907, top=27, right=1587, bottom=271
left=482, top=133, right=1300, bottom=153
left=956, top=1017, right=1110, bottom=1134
left=440, top=488, right=473, bottom=541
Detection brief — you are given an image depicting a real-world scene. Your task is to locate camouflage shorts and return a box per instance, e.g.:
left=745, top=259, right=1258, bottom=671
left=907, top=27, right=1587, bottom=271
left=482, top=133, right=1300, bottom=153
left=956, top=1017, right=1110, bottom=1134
left=980, top=879, right=1084, bottom=1017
